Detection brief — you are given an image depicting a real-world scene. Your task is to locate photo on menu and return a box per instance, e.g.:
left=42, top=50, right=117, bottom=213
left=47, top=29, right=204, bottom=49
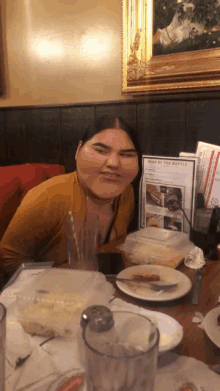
left=163, top=186, right=183, bottom=212
left=164, top=216, right=182, bottom=232
left=145, top=213, right=164, bottom=228
left=146, top=184, right=162, bottom=207
left=145, top=183, right=184, bottom=232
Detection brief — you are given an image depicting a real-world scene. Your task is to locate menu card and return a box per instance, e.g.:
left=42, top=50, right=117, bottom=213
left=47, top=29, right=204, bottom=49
left=139, top=155, right=197, bottom=235
left=196, top=141, right=220, bottom=208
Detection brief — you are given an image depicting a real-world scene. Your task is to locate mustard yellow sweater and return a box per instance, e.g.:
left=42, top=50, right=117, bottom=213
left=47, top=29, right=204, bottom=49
left=0, top=171, right=134, bottom=271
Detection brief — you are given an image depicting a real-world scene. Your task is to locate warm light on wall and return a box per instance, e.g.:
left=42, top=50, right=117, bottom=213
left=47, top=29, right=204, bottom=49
left=80, top=32, right=114, bottom=66
left=33, top=39, right=64, bottom=58
left=81, top=37, right=108, bottom=55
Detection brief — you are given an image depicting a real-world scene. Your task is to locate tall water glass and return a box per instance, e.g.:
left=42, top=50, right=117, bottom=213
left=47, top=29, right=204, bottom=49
left=0, top=303, right=6, bottom=391
left=83, top=311, right=159, bottom=391
left=66, top=218, right=99, bottom=271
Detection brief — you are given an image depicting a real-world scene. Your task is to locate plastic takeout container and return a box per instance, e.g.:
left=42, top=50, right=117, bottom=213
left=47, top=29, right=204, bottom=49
left=119, top=227, right=195, bottom=267
left=15, top=268, right=114, bottom=338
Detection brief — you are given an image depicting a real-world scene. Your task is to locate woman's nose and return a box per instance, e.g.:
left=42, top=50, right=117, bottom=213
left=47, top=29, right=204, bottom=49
left=106, top=152, right=119, bottom=167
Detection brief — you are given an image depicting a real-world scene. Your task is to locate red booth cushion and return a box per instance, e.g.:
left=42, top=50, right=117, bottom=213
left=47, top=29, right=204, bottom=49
left=0, top=164, right=66, bottom=240
left=26, top=163, right=66, bottom=179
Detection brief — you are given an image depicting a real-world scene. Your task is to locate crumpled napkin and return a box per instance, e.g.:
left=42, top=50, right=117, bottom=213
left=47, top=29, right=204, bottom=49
left=191, top=311, right=205, bottom=329
left=5, top=314, right=56, bottom=391
left=6, top=313, right=33, bottom=369
left=156, top=351, right=220, bottom=390
left=6, top=342, right=57, bottom=391
left=184, top=246, right=206, bottom=269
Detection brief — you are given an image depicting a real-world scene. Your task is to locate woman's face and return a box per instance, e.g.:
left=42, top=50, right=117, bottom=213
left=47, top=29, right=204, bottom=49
left=75, top=128, right=139, bottom=200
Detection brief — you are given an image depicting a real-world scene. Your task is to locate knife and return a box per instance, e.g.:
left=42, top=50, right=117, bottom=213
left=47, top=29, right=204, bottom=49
left=191, top=267, right=203, bottom=305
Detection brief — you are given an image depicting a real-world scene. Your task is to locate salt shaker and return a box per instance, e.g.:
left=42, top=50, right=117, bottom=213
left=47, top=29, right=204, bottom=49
left=79, top=305, right=116, bottom=365
left=80, top=305, right=114, bottom=332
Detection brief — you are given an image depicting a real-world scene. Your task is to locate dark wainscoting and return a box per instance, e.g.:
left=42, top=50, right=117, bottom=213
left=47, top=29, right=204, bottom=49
left=1, top=91, right=220, bottom=231
left=1, top=92, right=220, bottom=172
left=1, top=95, right=220, bottom=166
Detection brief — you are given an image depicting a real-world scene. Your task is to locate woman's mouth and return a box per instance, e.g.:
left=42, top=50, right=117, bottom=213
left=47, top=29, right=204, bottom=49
left=101, top=172, right=121, bottom=180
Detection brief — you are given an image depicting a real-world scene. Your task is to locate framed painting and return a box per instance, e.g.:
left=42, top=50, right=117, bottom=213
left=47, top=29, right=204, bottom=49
left=122, top=0, right=220, bottom=94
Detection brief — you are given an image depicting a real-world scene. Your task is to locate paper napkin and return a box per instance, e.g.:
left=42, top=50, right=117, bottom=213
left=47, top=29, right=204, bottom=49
left=156, top=351, right=220, bottom=391
left=6, top=314, right=33, bottom=369
left=184, top=246, right=206, bottom=269
left=5, top=315, right=57, bottom=391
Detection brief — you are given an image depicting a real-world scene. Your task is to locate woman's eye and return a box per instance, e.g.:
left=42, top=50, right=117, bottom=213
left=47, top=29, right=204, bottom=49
left=94, top=148, right=107, bottom=154
left=120, top=152, right=137, bottom=158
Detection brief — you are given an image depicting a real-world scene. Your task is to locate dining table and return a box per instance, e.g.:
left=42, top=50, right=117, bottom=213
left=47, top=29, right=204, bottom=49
left=97, top=237, right=220, bottom=371
left=1, top=236, right=220, bottom=390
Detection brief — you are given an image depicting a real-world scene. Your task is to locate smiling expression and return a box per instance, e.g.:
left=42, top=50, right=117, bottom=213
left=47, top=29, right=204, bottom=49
left=75, top=128, right=139, bottom=200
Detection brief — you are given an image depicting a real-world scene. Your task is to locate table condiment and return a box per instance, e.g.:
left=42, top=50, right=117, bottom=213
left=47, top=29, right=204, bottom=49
left=80, top=305, right=114, bottom=331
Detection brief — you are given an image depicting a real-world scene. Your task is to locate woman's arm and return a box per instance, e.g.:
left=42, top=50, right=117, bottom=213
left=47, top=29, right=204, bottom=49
left=0, top=186, right=52, bottom=274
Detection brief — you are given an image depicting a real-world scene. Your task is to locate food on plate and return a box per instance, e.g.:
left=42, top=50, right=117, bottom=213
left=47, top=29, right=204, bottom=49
left=17, top=290, right=88, bottom=337
left=127, top=274, right=161, bottom=294
left=128, top=274, right=162, bottom=295
left=131, top=273, right=161, bottom=282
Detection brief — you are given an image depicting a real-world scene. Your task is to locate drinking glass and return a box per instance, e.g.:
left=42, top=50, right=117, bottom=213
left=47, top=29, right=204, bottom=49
left=83, top=311, right=159, bottom=391
left=0, top=303, right=6, bottom=391
left=66, top=217, right=99, bottom=271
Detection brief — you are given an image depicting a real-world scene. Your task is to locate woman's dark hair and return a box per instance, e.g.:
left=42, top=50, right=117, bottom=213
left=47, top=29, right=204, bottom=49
left=81, top=116, right=141, bottom=157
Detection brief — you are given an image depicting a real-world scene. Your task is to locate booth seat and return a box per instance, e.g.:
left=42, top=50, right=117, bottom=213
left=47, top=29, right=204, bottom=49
left=0, top=163, right=66, bottom=241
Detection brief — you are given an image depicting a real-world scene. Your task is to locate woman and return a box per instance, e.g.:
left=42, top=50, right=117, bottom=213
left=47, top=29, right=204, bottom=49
left=0, top=116, right=140, bottom=278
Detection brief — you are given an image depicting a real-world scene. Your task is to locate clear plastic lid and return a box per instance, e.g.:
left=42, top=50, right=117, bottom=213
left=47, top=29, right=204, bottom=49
left=125, top=227, right=189, bottom=248
left=15, top=268, right=115, bottom=338
left=119, top=227, right=195, bottom=266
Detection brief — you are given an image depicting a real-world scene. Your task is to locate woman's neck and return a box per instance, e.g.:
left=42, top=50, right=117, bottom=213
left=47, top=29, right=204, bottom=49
left=82, top=184, right=116, bottom=208
left=85, top=196, right=115, bottom=246
left=86, top=195, right=114, bottom=211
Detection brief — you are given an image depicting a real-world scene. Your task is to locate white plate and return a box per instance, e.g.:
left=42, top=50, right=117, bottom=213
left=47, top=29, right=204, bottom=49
left=116, top=265, right=192, bottom=302
left=203, top=307, right=220, bottom=348
left=110, top=300, right=183, bottom=353
left=141, top=309, right=183, bottom=353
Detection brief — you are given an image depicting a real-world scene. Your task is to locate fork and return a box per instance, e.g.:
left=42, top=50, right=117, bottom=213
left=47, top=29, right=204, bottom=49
left=106, top=276, right=178, bottom=291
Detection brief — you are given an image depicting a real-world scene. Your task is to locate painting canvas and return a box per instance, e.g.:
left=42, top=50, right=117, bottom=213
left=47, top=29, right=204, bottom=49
left=0, top=5, right=3, bottom=96
left=122, top=0, right=220, bottom=94
left=153, top=0, right=220, bottom=56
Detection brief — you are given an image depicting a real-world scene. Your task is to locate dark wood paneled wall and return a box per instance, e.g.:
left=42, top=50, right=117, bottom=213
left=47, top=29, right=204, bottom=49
left=1, top=93, right=220, bottom=173
left=1, top=92, right=220, bottom=232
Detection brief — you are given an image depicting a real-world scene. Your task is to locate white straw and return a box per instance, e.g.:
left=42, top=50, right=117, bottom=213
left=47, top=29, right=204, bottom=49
left=67, top=211, right=81, bottom=263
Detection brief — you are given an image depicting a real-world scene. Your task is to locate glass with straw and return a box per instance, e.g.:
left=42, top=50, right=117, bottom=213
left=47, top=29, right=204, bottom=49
left=64, top=212, right=99, bottom=271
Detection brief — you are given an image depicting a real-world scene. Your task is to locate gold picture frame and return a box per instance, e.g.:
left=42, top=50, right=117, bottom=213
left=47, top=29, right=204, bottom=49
left=122, top=0, right=220, bottom=95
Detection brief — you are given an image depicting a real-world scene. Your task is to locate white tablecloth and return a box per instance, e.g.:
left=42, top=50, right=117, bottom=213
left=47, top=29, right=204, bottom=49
left=1, top=277, right=220, bottom=391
